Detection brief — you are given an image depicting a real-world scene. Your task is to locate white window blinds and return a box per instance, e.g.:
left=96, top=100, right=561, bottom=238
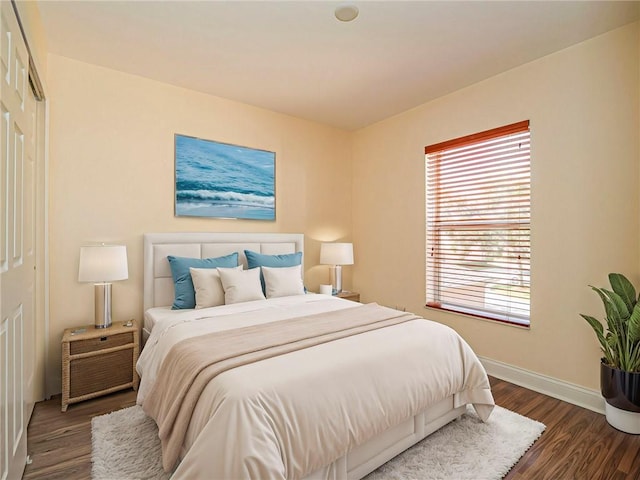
left=425, top=120, right=531, bottom=326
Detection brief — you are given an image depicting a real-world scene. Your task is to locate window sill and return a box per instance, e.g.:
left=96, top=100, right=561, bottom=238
left=424, top=304, right=530, bottom=329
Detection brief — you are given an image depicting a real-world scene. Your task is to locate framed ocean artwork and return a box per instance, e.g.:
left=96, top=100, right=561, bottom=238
left=174, top=134, right=276, bottom=220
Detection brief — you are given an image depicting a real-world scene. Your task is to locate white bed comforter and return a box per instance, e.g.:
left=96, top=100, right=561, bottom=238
left=137, top=295, right=494, bottom=479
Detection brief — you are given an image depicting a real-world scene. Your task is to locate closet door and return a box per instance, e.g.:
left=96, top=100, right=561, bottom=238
left=0, top=2, right=35, bottom=478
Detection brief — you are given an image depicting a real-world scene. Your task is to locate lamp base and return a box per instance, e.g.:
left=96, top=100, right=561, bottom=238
left=94, top=283, right=113, bottom=328
left=330, top=265, right=343, bottom=295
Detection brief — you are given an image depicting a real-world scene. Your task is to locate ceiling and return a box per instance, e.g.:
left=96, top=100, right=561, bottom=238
left=37, top=1, right=640, bottom=130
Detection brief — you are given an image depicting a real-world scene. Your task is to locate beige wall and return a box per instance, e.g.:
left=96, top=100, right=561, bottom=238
left=46, top=54, right=353, bottom=394
left=351, top=23, right=640, bottom=391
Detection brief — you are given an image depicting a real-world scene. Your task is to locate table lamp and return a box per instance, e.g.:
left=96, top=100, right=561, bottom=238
left=320, top=242, right=354, bottom=294
left=78, top=244, right=128, bottom=328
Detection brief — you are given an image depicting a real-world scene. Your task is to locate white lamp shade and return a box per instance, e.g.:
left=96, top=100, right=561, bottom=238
left=78, top=245, right=128, bottom=283
left=320, top=242, right=354, bottom=266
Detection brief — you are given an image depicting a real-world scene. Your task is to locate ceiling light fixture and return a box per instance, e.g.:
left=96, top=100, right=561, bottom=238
left=335, top=3, right=359, bottom=22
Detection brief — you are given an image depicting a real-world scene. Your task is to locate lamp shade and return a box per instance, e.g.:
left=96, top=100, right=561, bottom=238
left=78, top=245, right=128, bottom=283
left=320, top=242, right=354, bottom=266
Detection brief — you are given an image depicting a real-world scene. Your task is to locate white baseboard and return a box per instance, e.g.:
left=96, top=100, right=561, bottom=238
left=479, top=356, right=605, bottom=414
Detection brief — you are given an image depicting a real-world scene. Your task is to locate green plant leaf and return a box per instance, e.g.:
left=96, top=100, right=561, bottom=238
left=602, top=288, right=630, bottom=320
left=580, top=314, right=614, bottom=364
left=605, top=332, right=622, bottom=366
left=609, top=273, right=636, bottom=312
left=590, top=287, right=621, bottom=332
left=581, top=314, right=604, bottom=336
left=629, top=303, right=640, bottom=343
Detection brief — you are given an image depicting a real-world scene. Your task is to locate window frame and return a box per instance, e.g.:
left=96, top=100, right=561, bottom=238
left=425, top=120, right=531, bottom=327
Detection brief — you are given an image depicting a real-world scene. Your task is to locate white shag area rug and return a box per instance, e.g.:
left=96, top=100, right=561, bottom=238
left=91, top=405, right=545, bottom=480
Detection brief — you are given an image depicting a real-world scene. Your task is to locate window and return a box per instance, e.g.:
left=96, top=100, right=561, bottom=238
left=425, top=120, right=531, bottom=326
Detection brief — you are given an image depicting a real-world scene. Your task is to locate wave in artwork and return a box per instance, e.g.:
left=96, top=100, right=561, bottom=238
left=175, top=134, right=275, bottom=220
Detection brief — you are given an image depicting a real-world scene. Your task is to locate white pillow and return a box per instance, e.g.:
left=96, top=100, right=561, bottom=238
left=190, top=266, right=241, bottom=309
left=218, top=267, right=266, bottom=305
left=261, top=265, right=305, bottom=299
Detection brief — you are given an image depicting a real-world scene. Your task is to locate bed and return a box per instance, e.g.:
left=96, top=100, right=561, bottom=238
left=138, top=232, right=495, bottom=479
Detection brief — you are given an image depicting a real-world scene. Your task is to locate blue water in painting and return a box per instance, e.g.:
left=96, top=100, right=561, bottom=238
left=175, top=135, right=275, bottom=220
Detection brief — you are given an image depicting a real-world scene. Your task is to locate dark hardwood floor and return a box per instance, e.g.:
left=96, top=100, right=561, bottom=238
left=22, top=376, right=640, bottom=479
left=23, top=390, right=136, bottom=480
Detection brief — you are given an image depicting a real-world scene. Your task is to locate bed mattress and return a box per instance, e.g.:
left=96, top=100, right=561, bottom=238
left=143, top=306, right=179, bottom=335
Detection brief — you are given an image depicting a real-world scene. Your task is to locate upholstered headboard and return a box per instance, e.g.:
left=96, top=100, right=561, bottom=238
left=143, top=232, right=304, bottom=310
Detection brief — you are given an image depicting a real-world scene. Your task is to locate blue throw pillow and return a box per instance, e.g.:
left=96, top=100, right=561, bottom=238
left=245, top=250, right=302, bottom=293
left=168, top=253, right=238, bottom=309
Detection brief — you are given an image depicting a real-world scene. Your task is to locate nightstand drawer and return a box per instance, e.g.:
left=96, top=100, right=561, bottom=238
left=69, top=349, right=134, bottom=398
left=70, top=332, right=133, bottom=355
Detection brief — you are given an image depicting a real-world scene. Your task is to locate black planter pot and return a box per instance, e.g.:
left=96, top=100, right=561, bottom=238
left=600, top=361, right=640, bottom=413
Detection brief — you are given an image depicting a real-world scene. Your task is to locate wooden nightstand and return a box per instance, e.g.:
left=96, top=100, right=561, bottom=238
left=337, top=291, right=360, bottom=302
left=61, top=320, right=139, bottom=412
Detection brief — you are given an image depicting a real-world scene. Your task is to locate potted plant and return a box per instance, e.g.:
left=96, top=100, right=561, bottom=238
left=580, top=273, right=640, bottom=434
